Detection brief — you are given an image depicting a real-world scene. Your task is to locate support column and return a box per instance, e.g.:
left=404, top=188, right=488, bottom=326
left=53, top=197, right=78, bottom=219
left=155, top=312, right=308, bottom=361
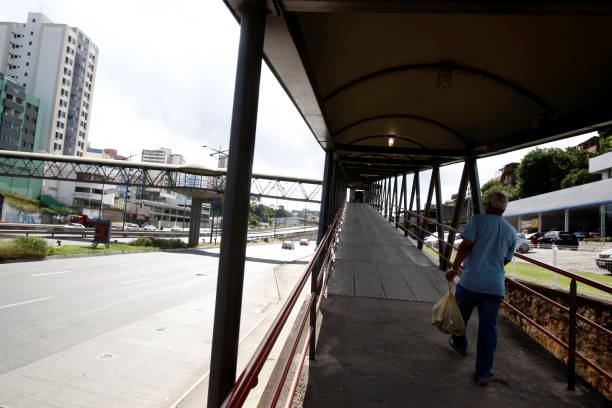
left=517, top=215, right=522, bottom=232
left=317, top=152, right=333, bottom=245
left=207, top=3, right=266, bottom=407
left=383, top=178, right=388, bottom=217
left=564, top=208, right=570, bottom=232
left=414, top=171, right=422, bottom=245
left=188, top=197, right=203, bottom=247
left=466, top=157, right=483, bottom=215
left=600, top=204, right=606, bottom=238
left=444, top=162, right=469, bottom=266
left=397, top=174, right=405, bottom=227
left=387, top=177, right=392, bottom=219
left=433, top=166, right=446, bottom=269
left=538, top=213, right=542, bottom=233
left=421, top=169, right=436, bottom=247
left=402, top=173, right=408, bottom=228
left=391, top=176, right=397, bottom=222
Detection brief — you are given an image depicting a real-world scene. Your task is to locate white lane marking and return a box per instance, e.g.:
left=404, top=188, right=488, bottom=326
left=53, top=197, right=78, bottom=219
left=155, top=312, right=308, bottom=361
left=31, top=270, right=71, bottom=277
left=0, top=296, right=54, bottom=310
left=120, top=277, right=152, bottom=285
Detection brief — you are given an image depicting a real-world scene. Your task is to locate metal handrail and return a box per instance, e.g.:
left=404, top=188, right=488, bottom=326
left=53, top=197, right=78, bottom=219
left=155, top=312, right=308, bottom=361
left=391, top=208, right=612, bottom=386
left=220, top=203, right=345, bottom=407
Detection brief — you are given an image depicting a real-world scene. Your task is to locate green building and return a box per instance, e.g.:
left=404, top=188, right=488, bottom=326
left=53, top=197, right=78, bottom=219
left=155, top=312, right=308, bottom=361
left=0, top=72, right=43, bottom=199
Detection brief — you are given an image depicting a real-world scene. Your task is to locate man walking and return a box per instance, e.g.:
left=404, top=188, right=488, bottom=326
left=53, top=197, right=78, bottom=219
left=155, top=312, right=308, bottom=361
left=445, top=190, right=517, bottom=385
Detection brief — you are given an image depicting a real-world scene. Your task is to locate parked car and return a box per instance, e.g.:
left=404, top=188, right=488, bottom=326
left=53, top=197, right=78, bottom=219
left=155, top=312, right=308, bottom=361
left=515, top=234, right=533, bottom=253
left=143, top=225, right=156, bottom=231
left=537, top=231, right=578, bottom=248
left=595, top=248, right=612, bottom=272
left=282, top=241, right=295, bottom=250
left=526, top=232, right=545, bottom=245
left=125, top=223, right=140, bottom=230
left=572, top=231, right=589, bottom=240
left=170, top=226, right=182, bottom=232
left=589, top=230, right=601, bottom=239
left=424, top=231, right=462, bottom=250
left=66, top=223, right=85, bottom=228
left=300, top=239, right=309, bottom=246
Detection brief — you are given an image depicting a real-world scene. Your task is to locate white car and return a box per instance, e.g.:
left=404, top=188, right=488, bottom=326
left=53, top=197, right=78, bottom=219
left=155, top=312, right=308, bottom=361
left=424, top=231, right=462, bottom=250
left=595, top=248, right=612, bottom=273
left=170, top=226, right=183, bottom=232
left=300, top=239, right=309, bottom=246
left=66, top=223, right=85, bottom=228
left=143, top=225, right=156, bottom=231
left=282, top=241, right=295, bottom=250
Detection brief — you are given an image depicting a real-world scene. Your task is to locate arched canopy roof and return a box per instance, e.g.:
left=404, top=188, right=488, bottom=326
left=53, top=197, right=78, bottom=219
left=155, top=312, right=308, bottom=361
left=224, top=1, right=612, bottom=187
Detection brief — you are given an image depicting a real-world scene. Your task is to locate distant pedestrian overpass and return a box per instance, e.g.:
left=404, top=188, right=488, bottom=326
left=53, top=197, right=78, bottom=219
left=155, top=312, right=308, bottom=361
left=0, top=149, right=322, bottom=245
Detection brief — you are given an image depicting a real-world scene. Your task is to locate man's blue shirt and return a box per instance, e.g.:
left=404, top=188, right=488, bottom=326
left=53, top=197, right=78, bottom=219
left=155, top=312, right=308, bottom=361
left=458, top=214, right=517, bottom=296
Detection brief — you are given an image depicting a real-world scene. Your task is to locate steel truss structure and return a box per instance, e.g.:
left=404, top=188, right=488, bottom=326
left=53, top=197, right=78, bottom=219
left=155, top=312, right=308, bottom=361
left=0, top=150, right=322, bottom=203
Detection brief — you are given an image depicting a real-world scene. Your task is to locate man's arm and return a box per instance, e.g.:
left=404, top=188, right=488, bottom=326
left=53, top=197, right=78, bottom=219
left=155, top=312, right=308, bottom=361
left=445, top=239, right=474, bottom=281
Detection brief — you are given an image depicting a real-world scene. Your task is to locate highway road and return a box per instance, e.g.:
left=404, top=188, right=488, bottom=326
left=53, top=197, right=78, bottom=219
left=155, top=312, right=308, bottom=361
left=0, top=241, right=315, bottom=407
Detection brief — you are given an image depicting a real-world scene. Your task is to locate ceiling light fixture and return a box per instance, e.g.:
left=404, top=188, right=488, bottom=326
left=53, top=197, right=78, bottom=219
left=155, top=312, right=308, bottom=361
left=388, top=136, right=395, bottom=147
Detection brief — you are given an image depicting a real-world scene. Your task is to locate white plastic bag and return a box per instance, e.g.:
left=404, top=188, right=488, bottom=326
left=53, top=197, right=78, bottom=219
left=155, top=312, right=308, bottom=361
left=432, top=281, right=465, bottom=336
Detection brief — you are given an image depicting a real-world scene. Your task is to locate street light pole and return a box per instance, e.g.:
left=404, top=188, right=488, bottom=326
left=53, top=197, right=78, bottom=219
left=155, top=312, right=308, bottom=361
left=203, top=145, right=228, bottom=244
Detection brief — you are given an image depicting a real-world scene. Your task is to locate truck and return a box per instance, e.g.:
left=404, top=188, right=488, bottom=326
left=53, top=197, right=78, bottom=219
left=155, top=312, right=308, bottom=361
left=68, top=214, right=98, bottom=228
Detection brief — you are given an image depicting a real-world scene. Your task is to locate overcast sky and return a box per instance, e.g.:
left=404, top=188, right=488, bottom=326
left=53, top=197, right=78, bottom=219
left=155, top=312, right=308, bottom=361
left=1, top=1, right=597, bottom=210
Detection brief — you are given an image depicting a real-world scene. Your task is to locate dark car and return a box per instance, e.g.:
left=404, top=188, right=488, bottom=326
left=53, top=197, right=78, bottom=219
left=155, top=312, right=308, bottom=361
left=537, top=231, right=578, bottom=249
left=572, top=231, right=589, bottom=240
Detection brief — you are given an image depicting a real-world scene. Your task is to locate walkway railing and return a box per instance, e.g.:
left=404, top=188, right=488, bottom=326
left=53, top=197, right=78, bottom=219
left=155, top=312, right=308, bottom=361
left=394, top=209, right=611, bottom=390
left=220, top=203, right=345, bottom=407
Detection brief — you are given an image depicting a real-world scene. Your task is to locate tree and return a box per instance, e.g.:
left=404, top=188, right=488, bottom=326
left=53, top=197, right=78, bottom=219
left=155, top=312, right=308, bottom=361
left=480, top=178, right=519, bottom=201
left=599, top=131, right=612, bottom=154
left=561, top=168, right=599, bottom=189
left=516, top=148, right=570, bottom=198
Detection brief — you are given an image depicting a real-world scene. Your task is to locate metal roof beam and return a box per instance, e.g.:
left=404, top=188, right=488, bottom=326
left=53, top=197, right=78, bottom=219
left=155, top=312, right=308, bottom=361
left=334, top=143, right=466, bottom=158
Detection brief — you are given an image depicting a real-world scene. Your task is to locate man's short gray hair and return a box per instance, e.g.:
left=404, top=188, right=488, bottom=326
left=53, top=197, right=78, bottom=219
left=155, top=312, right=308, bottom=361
left=485, top=190, right=508, bottom=212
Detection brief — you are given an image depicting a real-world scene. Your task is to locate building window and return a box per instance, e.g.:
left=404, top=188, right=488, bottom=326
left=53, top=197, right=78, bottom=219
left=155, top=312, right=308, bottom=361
left=30, top=31, right=33, bottom=35
left=28, top=41, right=32, bottom=45
left=32, top=19, right=36, bottom=22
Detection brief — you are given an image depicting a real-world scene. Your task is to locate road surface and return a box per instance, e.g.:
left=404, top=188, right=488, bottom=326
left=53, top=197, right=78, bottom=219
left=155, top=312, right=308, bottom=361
left=0, top=241, right=315, bottom=407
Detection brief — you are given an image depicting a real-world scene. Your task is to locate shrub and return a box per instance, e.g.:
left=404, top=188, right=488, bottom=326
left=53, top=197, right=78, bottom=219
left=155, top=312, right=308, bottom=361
left=584, top=237, right=612, bottom=242
left=129, top=237, right=188, bottom=249
left=13, top=236, right=48, bottom=252
left=0, top=237, right=48, bottom=261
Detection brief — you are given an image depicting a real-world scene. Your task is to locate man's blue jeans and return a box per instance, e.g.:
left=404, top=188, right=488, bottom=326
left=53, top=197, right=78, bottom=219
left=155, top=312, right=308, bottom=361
left=451, top=284, right=504, bottom=379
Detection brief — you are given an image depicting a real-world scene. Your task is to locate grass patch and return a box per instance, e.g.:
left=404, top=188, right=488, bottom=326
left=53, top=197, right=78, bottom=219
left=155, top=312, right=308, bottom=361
left=0, top=237, right=48, bottom=261
left=48, top=243, right=155, bottom=256
left=505, top=262, right=612, bottom=300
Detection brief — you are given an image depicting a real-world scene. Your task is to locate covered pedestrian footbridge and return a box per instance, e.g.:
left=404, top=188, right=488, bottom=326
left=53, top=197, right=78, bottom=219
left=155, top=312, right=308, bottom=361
left=206, top=1, right=612, bottom=407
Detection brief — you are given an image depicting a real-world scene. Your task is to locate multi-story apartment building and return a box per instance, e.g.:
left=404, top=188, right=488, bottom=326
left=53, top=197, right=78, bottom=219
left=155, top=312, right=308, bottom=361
left=170, top=153, right=185, bottom=165
left=141, top=147, right=171, bottom=164
left=0, top=72, right=43, bottom=198
left=0, top=12, right=98, bottom=157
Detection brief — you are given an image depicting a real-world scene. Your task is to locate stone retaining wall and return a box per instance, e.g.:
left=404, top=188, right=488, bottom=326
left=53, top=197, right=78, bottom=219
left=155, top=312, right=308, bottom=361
left=502, top=281, right=611, bottom=399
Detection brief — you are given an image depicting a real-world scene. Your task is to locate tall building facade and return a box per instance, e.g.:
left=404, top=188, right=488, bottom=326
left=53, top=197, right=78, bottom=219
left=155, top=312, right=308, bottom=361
left=0, top=72, right=43, bottom=198
left=0, top=12, right=98, bottom=157
left=142, top=147, right=171, bottom=164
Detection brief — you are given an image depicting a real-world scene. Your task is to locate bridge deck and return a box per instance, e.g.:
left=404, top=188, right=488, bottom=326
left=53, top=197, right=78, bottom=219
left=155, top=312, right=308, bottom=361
left=302, top=203, right=606, bottom=407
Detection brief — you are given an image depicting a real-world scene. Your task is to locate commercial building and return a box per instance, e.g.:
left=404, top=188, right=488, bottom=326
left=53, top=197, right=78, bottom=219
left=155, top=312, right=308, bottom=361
left=0, top=72, right=42, bottom=198
left=0, top=12, right=98, bottom=157
left=503, top=153, right=612, bottom=237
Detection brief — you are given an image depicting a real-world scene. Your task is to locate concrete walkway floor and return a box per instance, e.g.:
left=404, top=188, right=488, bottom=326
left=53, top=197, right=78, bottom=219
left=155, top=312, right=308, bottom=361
left=300, top=203, right=608, bottom=407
